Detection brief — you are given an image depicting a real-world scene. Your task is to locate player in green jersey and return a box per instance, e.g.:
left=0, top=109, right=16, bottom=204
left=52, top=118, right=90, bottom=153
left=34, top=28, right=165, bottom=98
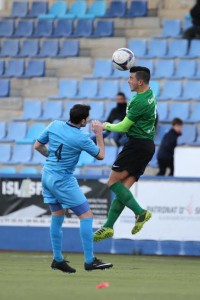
left=94, top=66, right=157, bottom=242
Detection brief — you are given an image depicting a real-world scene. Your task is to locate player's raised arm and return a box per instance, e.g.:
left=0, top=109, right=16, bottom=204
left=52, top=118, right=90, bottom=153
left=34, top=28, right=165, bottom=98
left=103, top=117, right=134, bottom=133
left=91, top=120, right=104, bottom=160
left=34, top=140, right=49, bottom=157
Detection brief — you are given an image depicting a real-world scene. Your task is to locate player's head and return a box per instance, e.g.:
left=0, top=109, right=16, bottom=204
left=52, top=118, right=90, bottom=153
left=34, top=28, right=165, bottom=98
left=128, top=66, right=150, bottom=92
left=172, top=118, right=183, bottom=134
left=116, top=92, right=127, bottom=104
left=70, top=104, right=90, bottom=127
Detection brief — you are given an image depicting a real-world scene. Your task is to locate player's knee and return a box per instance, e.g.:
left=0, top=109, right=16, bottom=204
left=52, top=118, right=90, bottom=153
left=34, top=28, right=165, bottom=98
left=79, top=210, right=94, bottom=219
left=49, top=203, right=65, bottom=216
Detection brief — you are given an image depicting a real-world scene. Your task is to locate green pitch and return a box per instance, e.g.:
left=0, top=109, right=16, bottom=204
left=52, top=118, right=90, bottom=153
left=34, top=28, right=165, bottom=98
left=0, top=252, right=199, bottom=300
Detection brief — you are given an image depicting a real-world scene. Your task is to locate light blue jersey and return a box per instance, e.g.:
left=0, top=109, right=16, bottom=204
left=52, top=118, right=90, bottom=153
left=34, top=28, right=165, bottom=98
left=37, top=120, right=99, bottom=209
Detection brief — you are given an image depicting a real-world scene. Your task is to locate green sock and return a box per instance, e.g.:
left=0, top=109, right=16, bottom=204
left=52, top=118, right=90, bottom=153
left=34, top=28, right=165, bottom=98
left=110, top=181, right=144, bottom=215
left=103, top=197, right=125, bottom=228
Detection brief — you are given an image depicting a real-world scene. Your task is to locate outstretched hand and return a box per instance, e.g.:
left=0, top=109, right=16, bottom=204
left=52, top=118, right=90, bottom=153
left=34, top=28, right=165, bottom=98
left=91, top=120, right=103, bottom=134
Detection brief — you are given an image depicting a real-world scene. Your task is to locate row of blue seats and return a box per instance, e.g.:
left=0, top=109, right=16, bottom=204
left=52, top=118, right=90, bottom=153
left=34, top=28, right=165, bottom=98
left=7, top=1, right=148, bottom=19
left=0, top=19, right=114, bottom=38
left=0, top=167, right=39, bottom=174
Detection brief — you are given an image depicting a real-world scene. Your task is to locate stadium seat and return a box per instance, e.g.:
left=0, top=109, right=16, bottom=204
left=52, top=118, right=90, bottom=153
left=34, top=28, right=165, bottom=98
left=165, top=39, right=188, bottom=58
left=22, top=60, right=45, bottom=78
left=167, top=102, right=190, bottom=122
left=111, top=68, right=129, bottom=79
left=81, top=168, right=103, bottom=176
left=19, top=39, right=39, bottom=57
left=190, top=60, right=200, bottom=79
left=0, top=144, right=12, bottom=163
left=146, top=39, right=167, bottom=58
left=121, top=80, right=135, bottom=99
left=54, top=19, right=73, bottom=37
left=14, top=20, right=34, bottom=37
left=37, top=39, right=59, bottom=57
left=178, top=81, right=200, bottom=101
left=11, top=1, right=28, bottom=18
left=154, top=124, right=170, bottom=145
left=89, top=59, right=113, bottom=78
left=152, top=59, right=175, bottom=79
left=0, top=167, right=16, bottom=174
left=58, top=40, right=79, bottom=57
left=128, top=39, right=147, bottom=58
left=33, top=20, right=53, bottom=37
left=0, top=40, right=19, bottom=57
left=106, top=1, right=127, bottom=18
left=178, top=125, right=197, bottom=145
left=183, top=16, right=193, bottom=31
left=150, top=81, right=160, bottom=97
left=39, top=1, right=67, bottom=19
left=172, top=59, right=196, bottom=79
left=136, top=59, right=154, bottom=75
left=62, top=1, right=87, bottom=19
left=157, top=102, right=168, bottom=122
left=93, top=20, right=114, bottom=37
left=80, top=0, right=106, bottom=18
left=19, top=167, right=38, bottom=174
left=104, top=101, right=116, bottom=120
left=159, top=81, right=182, bottom=101
left=95, top=80, right=119, bottom=99
left=188, top=103, right=200, bottom=122
left=157, top=20, right=182, bottom=38
left=16, top=123, right=46, bottom=144
left=28, top=150, right=46, bottom=165
left=14, top=100, right=42, bottom=121
left=4, top=60, right=25, bottom=77
left=0, top=80, right=10, bottom=97
left=127, top=1, right=148, bottom=17
left=89, top=101, right=104, bottom=120
left=73, top=19, right=93, bottom=37
left=1, top=122, right=27, bottom=142
left=28, top=1, right=48, bottom=18
left=73, top=79, right=98, bottom=99
left=94, top=146, right=117, bottom=166
left=0, top=60, right=5, bottom=76
left=77, top=151, right=95, bottom=167
left=37, top=101, right=63, bottom=120
left=187, top=40, right=200, bottom=58
left=50, top=79, right=78, bottom=99
left=0, top=20, right=14, bottom=37
left=148, top=147, right=158, bottom=168
left=0, top=122, right=6, bottom=140
left=8, top=144, right=32, bottom=164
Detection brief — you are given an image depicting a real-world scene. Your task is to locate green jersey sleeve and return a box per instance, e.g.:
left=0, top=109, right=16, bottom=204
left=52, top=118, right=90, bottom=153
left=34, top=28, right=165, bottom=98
left=105, top=117, right=134, bottom=132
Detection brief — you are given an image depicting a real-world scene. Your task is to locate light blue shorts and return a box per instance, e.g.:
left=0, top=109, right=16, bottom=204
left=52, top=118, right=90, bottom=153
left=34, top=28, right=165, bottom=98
left=42, top=169, right=88, bottom=209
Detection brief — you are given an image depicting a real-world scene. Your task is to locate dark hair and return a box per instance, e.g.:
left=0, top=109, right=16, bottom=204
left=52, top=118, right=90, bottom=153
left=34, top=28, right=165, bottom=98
left=117, top=92, right=126, bottom=98
left=70, top=104, right=90, bottom=124
left=172, top=118, right=183, bottom=126
left=129, top=66, right=151, bottom=83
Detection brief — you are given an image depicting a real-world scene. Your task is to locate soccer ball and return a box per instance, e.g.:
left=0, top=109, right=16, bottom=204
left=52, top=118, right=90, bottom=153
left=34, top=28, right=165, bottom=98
left=112, top=48, right=135, bottom=71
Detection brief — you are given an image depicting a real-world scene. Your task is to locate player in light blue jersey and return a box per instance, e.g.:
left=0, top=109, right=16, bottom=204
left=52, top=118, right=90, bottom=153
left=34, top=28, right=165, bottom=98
left=34, top=104, right=113, bottom=273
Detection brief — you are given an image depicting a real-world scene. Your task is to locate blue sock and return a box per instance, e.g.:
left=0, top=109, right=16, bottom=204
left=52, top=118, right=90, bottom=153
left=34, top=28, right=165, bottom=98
left=50, top=215, right=64, bottom=262
left=80, top=218, right=94, bottom=264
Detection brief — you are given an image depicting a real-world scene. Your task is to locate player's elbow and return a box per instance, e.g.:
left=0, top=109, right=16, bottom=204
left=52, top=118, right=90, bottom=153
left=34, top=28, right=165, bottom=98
left=34, top=141, right=40, bottom=151
left=96, top=153, right=104, bottom=160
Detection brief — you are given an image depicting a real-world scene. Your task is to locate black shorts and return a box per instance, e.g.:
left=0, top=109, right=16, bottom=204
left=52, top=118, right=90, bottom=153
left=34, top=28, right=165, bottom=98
left=112, top=137, right=155, bottom=180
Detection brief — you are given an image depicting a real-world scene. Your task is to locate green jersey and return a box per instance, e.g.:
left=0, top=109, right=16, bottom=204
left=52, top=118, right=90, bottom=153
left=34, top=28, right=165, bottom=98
left=126, top=89, right=157, bottom=140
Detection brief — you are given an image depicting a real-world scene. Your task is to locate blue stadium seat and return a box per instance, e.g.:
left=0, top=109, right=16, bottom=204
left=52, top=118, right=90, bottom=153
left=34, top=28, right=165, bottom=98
left=179, top=81, right=200, bottom=101
left=148, top=147, right=158, bottom=168
left=0, top=60, right=5, bottom=76
left=111, top=69, right=129, bottom=79
left=0, top=122, right=6, bottom=140
left=54, top=19, right=73, bottom=37
left=90, top=59, right=113, bottom=78
left=152, top=59, right=175, bottom=79
left=0, top=144, right=12, bottom=163
left=33, top=20, right=53, bottom=37
left=16, top=123, right=46, bottom=144
left=77, top=151, right=95, bottom=167
left=188, top=103, right=200, bottom=122
left=150, top=81, right=160, bottom=97
left=104, top=101, right=116, bottom=120
left=187, top=40, right=200, bottom=58
left=50, top=79, right=78, bottom=99
left=29, top=150, right=46, bottom=165
left=121, top=80, right=135, bottom=99
left=23, top=60, right=45, bottom=78
left=1, top=122, right=27, bottom=142
left=19, top=40, right=39, bottom=57
left=14, top=20, right=34, bottom=37
left=58, top=40, right=79, bottom=57
left=62, top=1, right=87, bottom=19
left=159, top=81, right=182, bottom=101
left=8, top=144, right=32, bottom=164
left=0, top=40, right=19, bottom=57
left=89, top=101, right=104, bottom=120
left=157, top=102, right=168, bottom=121
left=190, top=60, right=200, bottom=79
left=39, top=1, right=67, bottom=19
left=28, top=1, right=48, bottom=18
left=183, top=17, right=193, bottom=31
left=136, top=59, right=154, bottom=75
left=154, top=124, right=170, bottom=145
left=127, top=1, right=148, bottom=17
left=94, top=146, right=117, bottom=166
left=167, top=102, right=190, bottom=122
left=95, top=80, right=119, bottom=99
left=146, top=39, right=167, bottom=58
left=0, top=20, right=14, bottom=37
left=38, top=39, right=59, bottom=57
left=14, top=100, right=42, bottom=121
left=81, top=168, right=103, bottom=176
left=19, top=167, right=38, bottom=174
left=178, top=125, right=197, bottom=145
left=93, top=20, right=114, bottom=37
left=4, top=59, right=25, bottom=77
left=158, top=19, right=182, bottom=38
left=81, top=0, right=106, bottom=18
left=0, top=80, right=10, bottom=97
left=106, top=1, right=127, bottom=18
left=0, top=167, right=16, bottom=174
left=166, top=39, right=188, bottom=58
left=172, top=59, right=196, bottom=79
left=37, top=101, right=63, bottom=120
left=73, top=80, right=98, bottom=99
left=73, top=19, right=93, bottom=37
left=11, top=1, right=28, bottom=18
left=128, top=39, right=147, bottom=58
